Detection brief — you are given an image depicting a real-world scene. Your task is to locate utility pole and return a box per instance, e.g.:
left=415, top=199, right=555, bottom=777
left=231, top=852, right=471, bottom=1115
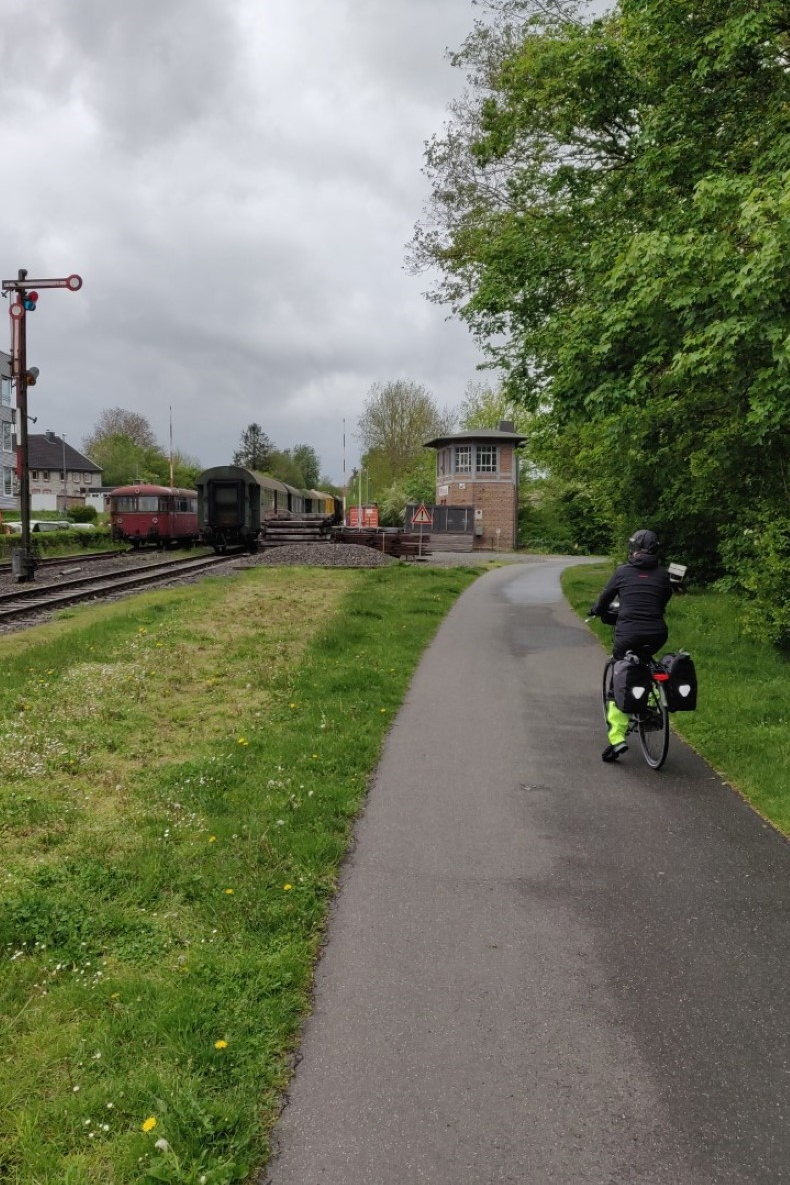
left=2, top=270, right=82, bottom=581
left=61, top=433, right=67, bottom=513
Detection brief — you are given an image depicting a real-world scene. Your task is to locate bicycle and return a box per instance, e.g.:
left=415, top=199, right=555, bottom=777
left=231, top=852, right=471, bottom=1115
left=601, top=651, right=670, bottom=770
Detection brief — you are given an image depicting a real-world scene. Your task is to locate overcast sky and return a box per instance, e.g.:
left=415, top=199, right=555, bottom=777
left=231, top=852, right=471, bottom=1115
left=1, top=0, right=608, bottom=486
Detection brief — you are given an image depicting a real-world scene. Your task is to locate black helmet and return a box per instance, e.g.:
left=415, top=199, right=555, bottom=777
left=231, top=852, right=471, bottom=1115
left=628, top=529, right=659, bottom=556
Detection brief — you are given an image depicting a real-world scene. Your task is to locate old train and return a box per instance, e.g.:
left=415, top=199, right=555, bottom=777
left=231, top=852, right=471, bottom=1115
left=195, top=466, right=341, bottom=553
left=108, top=484, right=199, bottom=549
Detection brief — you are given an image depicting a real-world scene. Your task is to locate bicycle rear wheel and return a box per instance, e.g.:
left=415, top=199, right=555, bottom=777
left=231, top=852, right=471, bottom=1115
left=636, top=687, right=669, bottom=769
left=601, top=658, right=614, bottom=725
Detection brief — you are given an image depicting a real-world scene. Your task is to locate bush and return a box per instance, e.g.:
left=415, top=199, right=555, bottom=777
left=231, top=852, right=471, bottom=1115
left=718, top=516, right=790, bottom=647
left=518, top=479, right=614, bottom=555
left=68, top=504, right=98, bottom=522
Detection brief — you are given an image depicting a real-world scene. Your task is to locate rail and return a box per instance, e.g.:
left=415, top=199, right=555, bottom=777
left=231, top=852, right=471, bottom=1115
left=0, top=554, right=232, bottom=623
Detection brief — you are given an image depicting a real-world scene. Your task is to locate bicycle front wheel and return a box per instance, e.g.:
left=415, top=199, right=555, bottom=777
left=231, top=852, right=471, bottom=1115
left=636, top=688, right=669, bottom=769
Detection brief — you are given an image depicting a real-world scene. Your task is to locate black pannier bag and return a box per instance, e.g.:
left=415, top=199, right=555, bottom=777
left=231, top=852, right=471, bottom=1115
left=659, top=652, right=698, bottom=712
left=612, top=654, right=653, bottom=714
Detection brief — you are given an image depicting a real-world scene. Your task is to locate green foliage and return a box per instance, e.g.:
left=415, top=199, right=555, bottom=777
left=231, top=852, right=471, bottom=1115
left=68, top=504, right=98, bottom=523
left=719, top=514, right=790, bottom=647
left=266, top=450, right=305, bottom=487
left=413, top=0, right=790, bottom=631
left=519, top=478, right=612, bottom=555
left=83, top=409, right=201, bottom=489
left=291, top=445, right=321, bottom=489
left=357, top=380, right=454, bottom=490
left=233, top=424, right=274, bottom=472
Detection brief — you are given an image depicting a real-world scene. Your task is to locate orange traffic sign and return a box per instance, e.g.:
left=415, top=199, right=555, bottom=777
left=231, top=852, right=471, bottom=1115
left=411, top=503, right=433, bottom=526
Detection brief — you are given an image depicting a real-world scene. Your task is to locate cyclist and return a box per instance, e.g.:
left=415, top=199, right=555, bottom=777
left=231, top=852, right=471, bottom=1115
left=589, top=529, right=672, bottom=762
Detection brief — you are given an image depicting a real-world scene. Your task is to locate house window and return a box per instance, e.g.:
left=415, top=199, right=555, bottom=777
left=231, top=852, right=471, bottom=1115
left=2, top=422, right=12, bottom=452
left=84, top=472, right=92, bottom=484
left=31, top=470, right=38, bottom=480
left=455, top=446, right=472, bottom=474
left=438, top=450, right=447, bottom=477
left=42, top=470, right=49, bottom=480
left=2, top=467, right=13, bottom=496
left=476, top=445, right=497, bottom=473
left=0, top=377, right=11, bottom=408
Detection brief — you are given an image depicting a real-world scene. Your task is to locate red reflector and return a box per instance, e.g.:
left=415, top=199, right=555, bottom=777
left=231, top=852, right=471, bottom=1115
left=653, top=672, right=669, bottom=682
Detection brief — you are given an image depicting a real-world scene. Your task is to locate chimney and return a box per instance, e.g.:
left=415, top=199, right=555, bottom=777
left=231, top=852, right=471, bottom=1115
left=498, top=420, right=514, bottom=433
left=45, top=429, right=56, bottom=442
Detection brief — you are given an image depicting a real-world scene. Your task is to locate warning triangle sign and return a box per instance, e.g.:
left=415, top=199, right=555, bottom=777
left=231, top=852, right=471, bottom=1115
left=411, top=503, right=433, bottom=526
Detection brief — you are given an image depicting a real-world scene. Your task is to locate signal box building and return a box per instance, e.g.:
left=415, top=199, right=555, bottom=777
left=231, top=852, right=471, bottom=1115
left=423, top=421, right=527, bottom=551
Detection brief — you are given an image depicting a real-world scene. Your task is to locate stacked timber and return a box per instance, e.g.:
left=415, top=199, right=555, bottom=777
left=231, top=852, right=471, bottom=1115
left=331, top=528, right=431, bottom=559
left=262, top=517, right=333, bottom=547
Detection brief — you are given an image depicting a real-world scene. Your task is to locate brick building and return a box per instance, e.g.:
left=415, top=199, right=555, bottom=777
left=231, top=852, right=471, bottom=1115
left=424, top=421, right=527, bottom=550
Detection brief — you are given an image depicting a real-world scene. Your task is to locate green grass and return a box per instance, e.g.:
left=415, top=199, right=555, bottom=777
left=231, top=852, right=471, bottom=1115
left=0, top=563, right=479, bottom=1184
left=563, top=564, right=790, bottom=833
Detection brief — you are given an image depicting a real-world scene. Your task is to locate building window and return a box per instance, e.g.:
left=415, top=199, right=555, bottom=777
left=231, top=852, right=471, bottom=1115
left=476, top=445, right=498, bottom=473
left=2, top=467, right=13, bottom=496
left=84, top=472, right=92, bottom=484
left=42, top=470, right=49, bottom=480
left=0, top=377, right=11, bottom=408
left=2, top=422, right=12, bottom=452
left=31, top=469, right=38, bottom=480
left=455, top=446, right=472, bottom=474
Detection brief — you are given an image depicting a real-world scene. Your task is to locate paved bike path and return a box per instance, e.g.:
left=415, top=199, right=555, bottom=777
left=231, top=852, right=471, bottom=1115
left=263, top=560, right=790, bottom=1185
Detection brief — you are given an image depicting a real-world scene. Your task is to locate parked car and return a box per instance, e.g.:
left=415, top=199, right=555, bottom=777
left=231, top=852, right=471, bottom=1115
left=31, top=520, right=72, bottom=532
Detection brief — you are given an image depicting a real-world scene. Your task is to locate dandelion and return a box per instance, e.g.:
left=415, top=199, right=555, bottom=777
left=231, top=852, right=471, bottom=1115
left=380, top=708, right=387, bottom=713
left=138, top=627, right=148, bottom=635
left=142, top=1116, right=157, bottom=1132
left=208, top=836, right=217, bottom=843
left=154, top=1137, right=171, bottom=1151
left=214, top=1039, right=228, bottom=1049
left=224, top=888, right=234, bottom=895
left=237, top=737, right=248, bottom=746
left=283, top=884, right=293, bottom=892
left=289, top=702, right=297, bottom=709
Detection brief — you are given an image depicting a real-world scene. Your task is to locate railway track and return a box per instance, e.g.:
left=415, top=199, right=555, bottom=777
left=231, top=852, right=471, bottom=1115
left=0, top=549, right=130, bottom=573
left=0, top=553, right=233, bottom=624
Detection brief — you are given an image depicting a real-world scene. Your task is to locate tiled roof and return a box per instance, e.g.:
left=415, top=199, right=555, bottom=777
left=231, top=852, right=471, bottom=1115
left=28, top=434, right=102, bottom=473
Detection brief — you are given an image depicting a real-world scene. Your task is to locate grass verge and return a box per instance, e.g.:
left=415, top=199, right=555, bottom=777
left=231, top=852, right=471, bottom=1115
left=563, top=563, right=790, bottom=834
left=0, top=562, right=479, bottom=1184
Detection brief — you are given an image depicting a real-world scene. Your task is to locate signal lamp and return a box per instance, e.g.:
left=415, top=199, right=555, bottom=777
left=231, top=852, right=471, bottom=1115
left=23, top=291, right=39, bottom=312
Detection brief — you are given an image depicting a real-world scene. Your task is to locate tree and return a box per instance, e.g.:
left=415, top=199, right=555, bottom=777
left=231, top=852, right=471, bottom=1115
left=83, top=408, right=158, bottom=454
left=82, top=409, right=203, bottom=489
left=458, top=381, right=531, bottom=434
left=357, top=380, right=455, bottom=489
left=412, top=0, right=790, bottom=632
left=291, top=444, right=321, bottom=489
left=267, top=450, right=306, bottom=487
left=233, top=424, right=274, bottom=471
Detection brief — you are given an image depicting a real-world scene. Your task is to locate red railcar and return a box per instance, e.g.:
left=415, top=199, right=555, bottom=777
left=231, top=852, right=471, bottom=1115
left=108, top=484, right=199, bottom=549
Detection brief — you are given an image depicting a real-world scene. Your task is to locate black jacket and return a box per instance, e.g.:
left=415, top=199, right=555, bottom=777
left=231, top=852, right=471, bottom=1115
left=591, top=553, right=672, bottom=634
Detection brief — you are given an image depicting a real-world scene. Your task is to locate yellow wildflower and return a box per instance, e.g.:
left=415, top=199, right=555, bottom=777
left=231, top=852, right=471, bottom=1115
left=142, top=1117, right=157, bottom=1132
left=224, top=888, right=234, bottom=895
left=283, top=884, right=293, bottom=891
left=214, top=1039, right=228, bottom=1050
left=208, top=836, right=217, bottom=843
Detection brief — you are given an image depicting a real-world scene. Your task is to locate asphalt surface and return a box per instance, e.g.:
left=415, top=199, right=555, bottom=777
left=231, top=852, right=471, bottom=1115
left=263, top=559, right=790, bottom=1185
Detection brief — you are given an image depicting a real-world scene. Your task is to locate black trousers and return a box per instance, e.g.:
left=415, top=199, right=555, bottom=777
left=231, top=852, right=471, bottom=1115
left=612, top=626, right=668, bottom=662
